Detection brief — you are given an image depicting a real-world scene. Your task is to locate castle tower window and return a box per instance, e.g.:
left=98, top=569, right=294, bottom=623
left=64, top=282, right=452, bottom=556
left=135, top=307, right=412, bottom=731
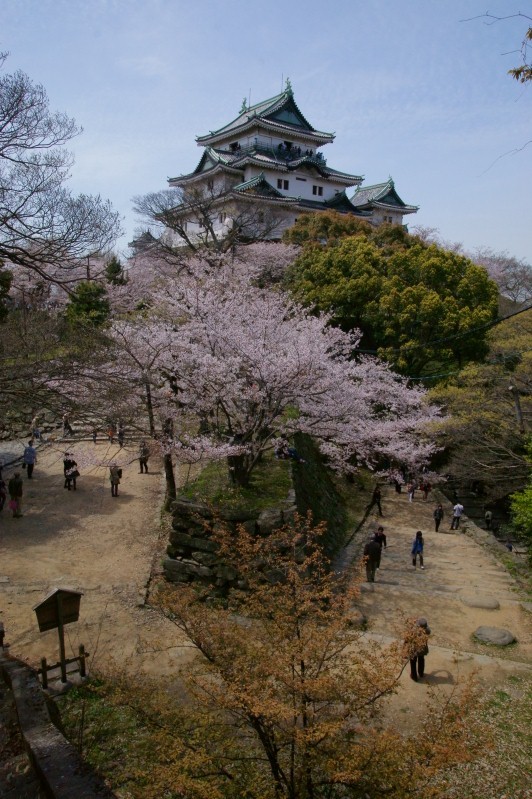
left=277, top=179, right=289, bottom=191
left=312, top=185, right=323, bottom=196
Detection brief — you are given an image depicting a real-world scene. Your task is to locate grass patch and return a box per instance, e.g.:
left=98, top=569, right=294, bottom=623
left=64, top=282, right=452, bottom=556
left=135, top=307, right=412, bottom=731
left=180, top=450, right=292, bottom=515
left=56, top=680, right=149, bottom=791
left=432, top=673, right=532, bottom=799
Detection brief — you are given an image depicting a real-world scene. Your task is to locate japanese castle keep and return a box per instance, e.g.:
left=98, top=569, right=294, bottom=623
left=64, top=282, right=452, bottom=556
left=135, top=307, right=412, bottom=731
left=167, top=81, right=418, bottom=243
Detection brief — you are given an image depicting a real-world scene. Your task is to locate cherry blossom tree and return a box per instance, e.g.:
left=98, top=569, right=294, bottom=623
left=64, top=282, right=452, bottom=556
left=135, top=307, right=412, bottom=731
left=52, top=249, right=439, bottom=491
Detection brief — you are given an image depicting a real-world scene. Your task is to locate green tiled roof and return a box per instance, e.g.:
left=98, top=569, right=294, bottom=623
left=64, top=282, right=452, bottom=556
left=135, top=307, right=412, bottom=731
left=231, top=173, right=288, bottom=199
left=196, top=88, right=334, bottom=143
left=351, top=178, right=418, bottom=211
left=169, top=147, right=243, bottom=182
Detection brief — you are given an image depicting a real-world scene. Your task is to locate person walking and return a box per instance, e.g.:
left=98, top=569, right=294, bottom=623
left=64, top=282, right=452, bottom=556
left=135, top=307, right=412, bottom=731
left=63, top=453, right=78, bottom=491
left=407, top=482, right=416, bottom=502
left=406, top=617, right=431, bottom=682
left=117, top=424, right=125, bottom=448
left=450, top=502, right=464, bottom=530
left=8, top=472, right=23, bottom=517
left=62, top=413, right=73, bottom=437
left=23, top=440, right=37, bottom=479
left=411, top=530, right=424, bottom=569
left=373, top=525, right=387, bottom=571
left=422, top=481, right=431, bottom=501
left=369, top=485, right=383, bottom=517
left=433, top=503, right=444, bottom=532
left=109, top=464, right=121, bottom=497
left=484, top=509, right=493, bottom=530
left=138, top=440, right=150, bottom=473
left=363, top=534, right=381, bottom=583
left=31, top=414, right=41, bottom=441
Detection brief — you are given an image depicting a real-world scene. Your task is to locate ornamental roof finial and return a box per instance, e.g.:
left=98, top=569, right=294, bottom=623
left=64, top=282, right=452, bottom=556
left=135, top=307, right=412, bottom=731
left=285, top=77, right=293, bottom=96
left=240, top=97, right=248, bottom=114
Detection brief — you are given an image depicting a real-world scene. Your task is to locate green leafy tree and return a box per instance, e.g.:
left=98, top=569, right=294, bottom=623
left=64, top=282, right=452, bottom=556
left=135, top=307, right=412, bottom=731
left=429, top=311, right=532, bottom=503
left=285, top=213, right=499, bottom=378
left=105, top=255, right=127, bottom=285
left=510, top=438, right=532, bottom=553
left=65, top=280, right=110, bottom=328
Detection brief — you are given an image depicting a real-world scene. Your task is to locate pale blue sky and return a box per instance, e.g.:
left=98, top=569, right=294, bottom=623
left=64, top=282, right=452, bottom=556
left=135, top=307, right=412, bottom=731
left=2, top=0, right=531, bottom=259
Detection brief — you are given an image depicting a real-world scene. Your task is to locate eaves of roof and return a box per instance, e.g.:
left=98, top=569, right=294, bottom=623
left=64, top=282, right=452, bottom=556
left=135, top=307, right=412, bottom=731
left=371, top=200, right=419, bottom=213
left=168, top=163, right=244, bottom=185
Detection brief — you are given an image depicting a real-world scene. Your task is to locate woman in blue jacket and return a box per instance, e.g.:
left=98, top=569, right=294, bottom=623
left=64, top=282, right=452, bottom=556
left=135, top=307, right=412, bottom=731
left=411, top=530, right=424, bottom=570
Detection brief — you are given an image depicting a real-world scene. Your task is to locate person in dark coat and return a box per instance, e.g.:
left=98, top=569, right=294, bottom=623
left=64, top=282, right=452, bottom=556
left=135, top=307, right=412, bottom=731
left=63, top=453, right=78, bottom=491
left=374, top=525, right=387, bottom=569
left=433, top=503, right=444, bottom=532
left=369, top=485, right=383, bottom=516
left=406, top=617, right=431, bottom=681
left=138, top=440, right=150, bottom=473
left=8, top=472, right=23, bottom=517
left=363, top=535, right=381, bottom=582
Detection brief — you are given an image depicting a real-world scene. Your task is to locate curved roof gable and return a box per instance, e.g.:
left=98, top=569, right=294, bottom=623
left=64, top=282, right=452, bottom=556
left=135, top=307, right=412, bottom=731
left=231, top=173, right=289, bottom=199
left=196, top=87, right=334, bottom=145
left=351, top=179, right=418, bottom=212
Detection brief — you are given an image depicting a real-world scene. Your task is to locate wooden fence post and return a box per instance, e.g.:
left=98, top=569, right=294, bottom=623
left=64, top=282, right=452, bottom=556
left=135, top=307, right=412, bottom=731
left=78, top=644, right=86, bottom=678
left=41, top=657, right=48, bottom=690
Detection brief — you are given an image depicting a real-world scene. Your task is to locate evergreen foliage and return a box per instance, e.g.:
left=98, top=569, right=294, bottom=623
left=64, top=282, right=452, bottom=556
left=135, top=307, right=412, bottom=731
left=284, top=212, right=499, bottom=378
left=105, top=255, right=127, bottom=285
left=65, top=280, right=110, bottom=328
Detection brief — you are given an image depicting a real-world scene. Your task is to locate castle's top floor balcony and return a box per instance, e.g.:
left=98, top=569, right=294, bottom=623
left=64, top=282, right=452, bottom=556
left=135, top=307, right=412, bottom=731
left=222, top=140, right=327, bottom=166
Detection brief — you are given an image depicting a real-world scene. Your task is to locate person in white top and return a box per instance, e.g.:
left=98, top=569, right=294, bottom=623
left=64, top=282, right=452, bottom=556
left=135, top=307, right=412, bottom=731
left=450, top=502, right=464, bottom=530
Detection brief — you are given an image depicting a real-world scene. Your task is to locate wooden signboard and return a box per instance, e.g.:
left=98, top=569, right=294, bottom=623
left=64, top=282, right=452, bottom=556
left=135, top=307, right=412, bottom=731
left=33, top=588, right=83, bottom=683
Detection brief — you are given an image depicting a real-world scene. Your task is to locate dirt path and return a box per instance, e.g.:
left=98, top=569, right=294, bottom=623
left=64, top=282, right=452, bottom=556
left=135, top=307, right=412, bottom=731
left=0, top=441, right=191, bottom=681
left=1, top=452, right=530, bottom=701
left=351, top=486, right=531, bottom=727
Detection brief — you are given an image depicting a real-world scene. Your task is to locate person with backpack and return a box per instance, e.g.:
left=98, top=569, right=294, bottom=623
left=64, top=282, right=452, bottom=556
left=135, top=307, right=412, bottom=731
left=411, top=530, right=425, bottom=570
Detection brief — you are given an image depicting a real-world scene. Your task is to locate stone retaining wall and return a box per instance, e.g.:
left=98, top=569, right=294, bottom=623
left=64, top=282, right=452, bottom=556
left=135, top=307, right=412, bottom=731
left=164, top=436, right=350, bottom=591
left=0, top=647, right=116, bottom=799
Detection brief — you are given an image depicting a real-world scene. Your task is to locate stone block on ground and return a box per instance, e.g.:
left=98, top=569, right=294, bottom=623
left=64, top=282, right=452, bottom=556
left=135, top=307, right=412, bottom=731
left=460, top=596, right=500, bottom=610
left=473, top=626, right=516, bottom=646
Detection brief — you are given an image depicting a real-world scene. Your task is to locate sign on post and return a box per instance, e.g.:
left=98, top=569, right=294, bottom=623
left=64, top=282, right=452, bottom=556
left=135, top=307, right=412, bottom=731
left=33, top=588, right=83, bottom=683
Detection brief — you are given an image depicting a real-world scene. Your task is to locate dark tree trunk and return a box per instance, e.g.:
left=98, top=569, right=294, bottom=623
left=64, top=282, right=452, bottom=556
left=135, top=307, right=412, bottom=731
left=227, top=452, right=253, bottom=488
left=163, top=452, right=177, bottom=510
left=162, top=417, right=177, bottom=510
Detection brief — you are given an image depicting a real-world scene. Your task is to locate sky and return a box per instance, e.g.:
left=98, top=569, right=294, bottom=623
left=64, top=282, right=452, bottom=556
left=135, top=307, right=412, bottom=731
left=2, top=0, right=531, bottom=260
